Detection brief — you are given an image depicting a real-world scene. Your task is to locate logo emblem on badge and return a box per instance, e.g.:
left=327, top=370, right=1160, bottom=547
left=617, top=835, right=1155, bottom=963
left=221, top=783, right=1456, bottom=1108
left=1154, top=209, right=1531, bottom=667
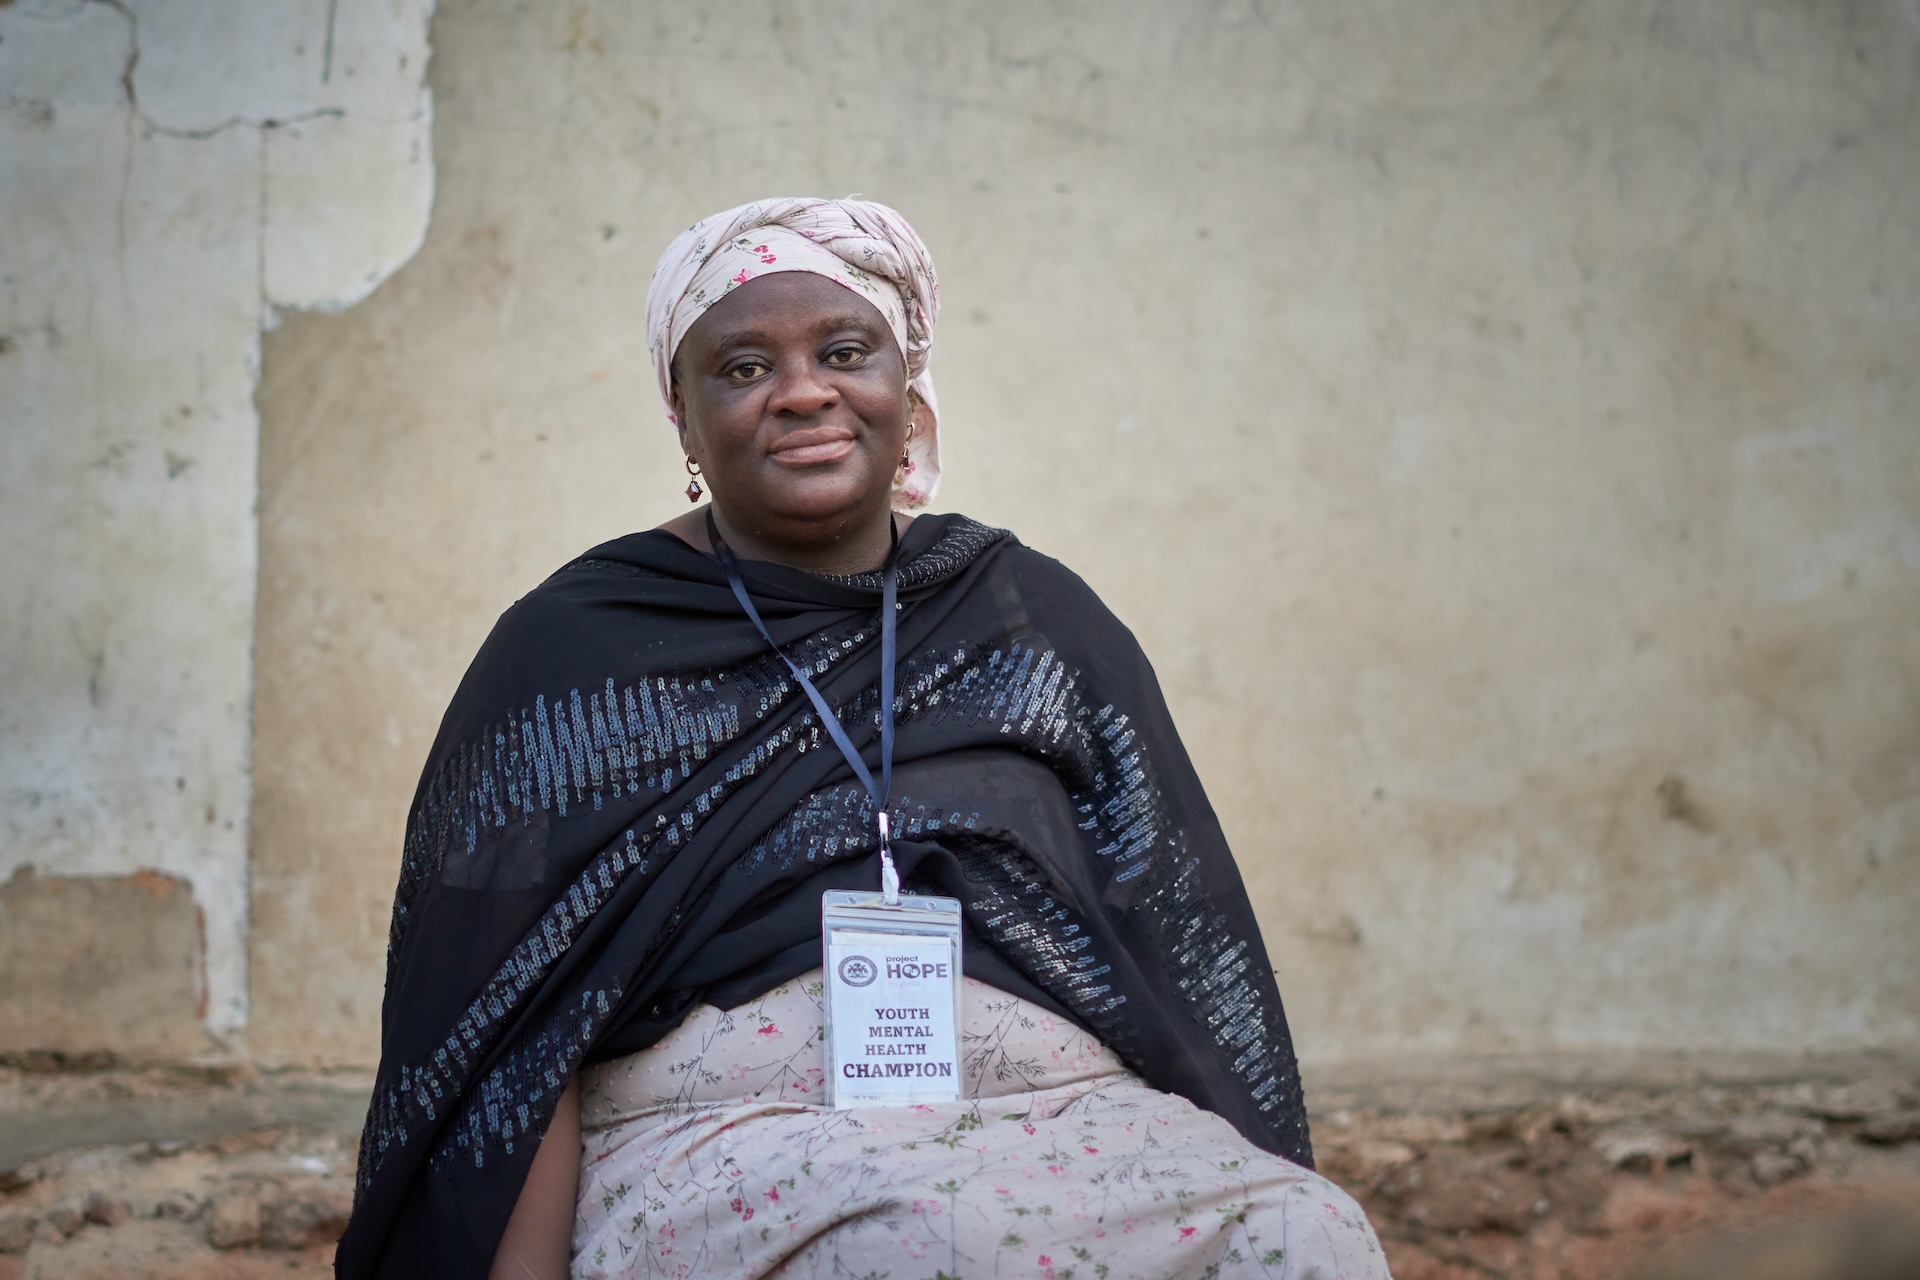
left=837, top=954, right=877, bottom=987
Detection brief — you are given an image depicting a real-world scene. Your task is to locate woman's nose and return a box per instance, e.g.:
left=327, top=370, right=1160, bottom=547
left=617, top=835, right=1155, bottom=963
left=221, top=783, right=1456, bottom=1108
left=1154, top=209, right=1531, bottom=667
left=765, top=358, right=839, bottom=416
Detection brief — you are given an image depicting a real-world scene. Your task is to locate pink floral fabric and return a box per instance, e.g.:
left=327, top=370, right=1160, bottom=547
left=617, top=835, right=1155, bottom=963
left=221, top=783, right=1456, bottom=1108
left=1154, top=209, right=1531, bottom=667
left=644, top=198, right=944, bottom=508
left=573, top=974, right=1388, bottom=1279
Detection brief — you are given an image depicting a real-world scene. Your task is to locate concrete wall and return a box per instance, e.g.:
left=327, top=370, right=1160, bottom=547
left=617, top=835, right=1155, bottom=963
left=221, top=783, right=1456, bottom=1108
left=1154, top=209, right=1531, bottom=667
left=0, top=0, right=432, bottom=1051
left=247, top=0, right=1920, bottom=1068
left=6, top=0, right=1915, bottom=1069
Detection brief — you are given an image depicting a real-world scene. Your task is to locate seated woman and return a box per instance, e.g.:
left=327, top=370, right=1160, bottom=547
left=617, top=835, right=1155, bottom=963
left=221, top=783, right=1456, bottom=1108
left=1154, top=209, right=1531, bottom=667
left=336, top=198, right=1387, bottom=1280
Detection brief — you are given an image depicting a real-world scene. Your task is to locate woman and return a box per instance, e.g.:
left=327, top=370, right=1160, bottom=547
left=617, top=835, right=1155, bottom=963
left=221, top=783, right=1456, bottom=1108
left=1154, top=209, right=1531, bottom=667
left=337, top=198, right=1387, bottom=1279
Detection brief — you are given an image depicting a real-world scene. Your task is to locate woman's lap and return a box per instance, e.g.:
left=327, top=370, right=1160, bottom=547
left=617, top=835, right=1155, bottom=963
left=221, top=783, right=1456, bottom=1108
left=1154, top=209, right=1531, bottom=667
left=574, top=976, right=1386, bottom=1279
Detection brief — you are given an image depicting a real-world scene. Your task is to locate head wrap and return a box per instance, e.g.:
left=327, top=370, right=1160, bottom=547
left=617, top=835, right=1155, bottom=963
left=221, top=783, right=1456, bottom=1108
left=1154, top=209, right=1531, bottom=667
left=645, top=197, right=943, bottom=508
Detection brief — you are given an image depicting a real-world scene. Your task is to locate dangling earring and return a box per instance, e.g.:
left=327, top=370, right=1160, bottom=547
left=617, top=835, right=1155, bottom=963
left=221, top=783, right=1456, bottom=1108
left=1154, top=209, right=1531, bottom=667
left=684, top=456, right=703, bottom=503
left=899, top=396, right=918, bottom=476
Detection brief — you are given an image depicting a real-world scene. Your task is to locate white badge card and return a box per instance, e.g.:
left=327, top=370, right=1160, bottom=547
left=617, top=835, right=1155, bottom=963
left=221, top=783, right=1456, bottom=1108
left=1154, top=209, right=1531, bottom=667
left=822, top=889, right=964, bottom=1108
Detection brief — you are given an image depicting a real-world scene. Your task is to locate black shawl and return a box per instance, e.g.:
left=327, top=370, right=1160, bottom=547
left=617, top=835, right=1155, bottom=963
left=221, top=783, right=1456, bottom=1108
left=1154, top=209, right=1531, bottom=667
left=337, top=514, right=1312, bottom=1278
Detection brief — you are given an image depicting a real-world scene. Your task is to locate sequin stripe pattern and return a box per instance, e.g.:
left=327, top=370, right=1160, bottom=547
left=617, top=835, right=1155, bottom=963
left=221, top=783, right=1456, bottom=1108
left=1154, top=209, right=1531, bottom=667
left=1075, top=701, right=1302, bottom=1137
left=730, top=783, right=984, bottom=881
left=821, top=515, right=1008, bottom=591
left=387, top=624, right=873, bottom=968
left=955, top=838, right=1134, bottom=1041
left=431, top=982, right=622, bottom=1173
left=358, top=627, right=873, bottom=1193
left=1135, top=849, right=1306, bottom=1146
left=685, top=640, right=1081, bottom=887
left=563, top=556, right=666, bottom=579
left=744, top=634, right=1295, bottom=1141
left=840, top=641, right=1087, bottom=774
left=889, top=640, right=1298, bottom=1137
left=356, top=826, right=652, bottom=1196
left=357, top=669, right=859, bottom=1196
left=717, top=778, right=1133, bottom=1046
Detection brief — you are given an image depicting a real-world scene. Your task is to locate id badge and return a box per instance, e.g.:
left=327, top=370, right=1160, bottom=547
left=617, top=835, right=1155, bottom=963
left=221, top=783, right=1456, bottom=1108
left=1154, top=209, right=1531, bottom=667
left=821, top=889, right=964, bottom=1108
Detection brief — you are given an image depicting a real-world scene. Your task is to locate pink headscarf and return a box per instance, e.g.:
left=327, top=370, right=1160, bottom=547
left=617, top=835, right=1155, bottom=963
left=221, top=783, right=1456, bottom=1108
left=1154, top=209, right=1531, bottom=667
left=645, top=197, right=943, bottom=509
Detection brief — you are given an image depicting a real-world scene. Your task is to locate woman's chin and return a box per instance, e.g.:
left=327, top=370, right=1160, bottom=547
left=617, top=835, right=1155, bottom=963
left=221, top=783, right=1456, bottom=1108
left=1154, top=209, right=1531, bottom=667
left=749, top=479, right=888, bottom=538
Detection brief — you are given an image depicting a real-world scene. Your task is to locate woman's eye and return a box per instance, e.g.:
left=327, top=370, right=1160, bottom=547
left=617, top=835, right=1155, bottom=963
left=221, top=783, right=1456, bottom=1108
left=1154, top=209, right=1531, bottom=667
left=824, top=347, right=867, bottom=367
left=726, top=361, right=768, bottom=382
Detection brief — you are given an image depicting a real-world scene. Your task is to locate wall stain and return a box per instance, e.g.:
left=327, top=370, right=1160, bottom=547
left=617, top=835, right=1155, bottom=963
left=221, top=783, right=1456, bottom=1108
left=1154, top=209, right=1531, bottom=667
left=1656, top=773, right=1712, bottom=834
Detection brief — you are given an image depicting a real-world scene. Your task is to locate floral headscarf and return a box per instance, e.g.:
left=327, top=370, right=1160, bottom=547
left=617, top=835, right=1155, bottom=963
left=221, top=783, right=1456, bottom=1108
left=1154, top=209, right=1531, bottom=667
left=645, top=197, right=943, bottom=508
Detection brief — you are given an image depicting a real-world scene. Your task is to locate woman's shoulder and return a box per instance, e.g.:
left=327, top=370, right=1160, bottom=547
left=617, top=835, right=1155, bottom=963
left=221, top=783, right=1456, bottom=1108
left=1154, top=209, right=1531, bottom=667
left=484, top=527, right=714, bottom=627
left=553, top=525, right=708, bottom=581
left=468, top=529, right=706, bottom=662
left=970, top=523, right=1108, bottom=604
left=929, top=516, right=1143, bottom=652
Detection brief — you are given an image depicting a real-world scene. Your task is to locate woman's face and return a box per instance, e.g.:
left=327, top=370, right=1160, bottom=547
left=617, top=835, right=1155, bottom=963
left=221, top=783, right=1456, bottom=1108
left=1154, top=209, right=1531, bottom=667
left=671, top=272, right=913, bottom=552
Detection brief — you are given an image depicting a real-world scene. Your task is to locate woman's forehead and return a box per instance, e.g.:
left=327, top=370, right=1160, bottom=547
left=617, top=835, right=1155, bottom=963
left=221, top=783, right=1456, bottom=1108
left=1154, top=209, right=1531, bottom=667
left=681, top=271, right=898, bottom=356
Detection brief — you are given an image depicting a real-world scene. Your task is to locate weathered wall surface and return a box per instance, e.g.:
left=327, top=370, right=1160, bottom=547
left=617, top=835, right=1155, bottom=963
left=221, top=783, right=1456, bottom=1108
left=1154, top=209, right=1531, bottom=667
left=263, top=0, right=1919, bottom=1066
left=0, top=0, right=432, bottom=1050
left=0, top=865, right=207, bottom=1055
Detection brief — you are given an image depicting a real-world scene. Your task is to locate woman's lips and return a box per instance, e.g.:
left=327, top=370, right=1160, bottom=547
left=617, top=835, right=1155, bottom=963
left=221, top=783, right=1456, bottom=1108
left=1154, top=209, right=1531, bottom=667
left=767, top=427, right=857, bottom=466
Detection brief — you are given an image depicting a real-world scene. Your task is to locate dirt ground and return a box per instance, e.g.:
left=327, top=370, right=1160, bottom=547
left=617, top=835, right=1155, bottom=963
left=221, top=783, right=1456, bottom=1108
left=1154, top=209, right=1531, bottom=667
left=2, top=1052, right=1917, bottom=1279
left=1311, top=1055, right=1920, bottom=1279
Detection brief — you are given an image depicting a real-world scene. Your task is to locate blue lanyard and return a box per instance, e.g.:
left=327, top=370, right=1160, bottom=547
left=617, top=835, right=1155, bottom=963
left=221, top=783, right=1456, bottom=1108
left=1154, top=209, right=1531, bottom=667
left=707, top=511, right=903, bottom=903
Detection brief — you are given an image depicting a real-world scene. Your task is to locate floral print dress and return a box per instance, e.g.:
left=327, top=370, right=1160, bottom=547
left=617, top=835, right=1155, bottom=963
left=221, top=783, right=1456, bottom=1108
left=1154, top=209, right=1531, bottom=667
left=573, top=974, right=1388, bottom=1279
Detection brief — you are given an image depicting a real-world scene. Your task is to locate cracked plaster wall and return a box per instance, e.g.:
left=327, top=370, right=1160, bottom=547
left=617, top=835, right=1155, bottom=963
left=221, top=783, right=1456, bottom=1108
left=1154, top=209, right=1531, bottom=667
left=0, top=0, right=432, bottom=1047
left=252, top=0, right=1919, bottom=1068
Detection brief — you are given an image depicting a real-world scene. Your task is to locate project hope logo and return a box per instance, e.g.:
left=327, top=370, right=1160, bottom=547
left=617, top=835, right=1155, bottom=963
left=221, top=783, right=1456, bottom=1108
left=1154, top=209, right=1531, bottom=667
left=837, top=954, right=951, bottom=986
left=836, top=955, right=877, bottom=987
left=884, top=958, right=950, bottom=980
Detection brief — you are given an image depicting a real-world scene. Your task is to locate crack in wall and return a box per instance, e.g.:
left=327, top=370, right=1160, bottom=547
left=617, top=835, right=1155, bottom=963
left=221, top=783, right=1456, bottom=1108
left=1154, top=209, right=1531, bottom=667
left=79, top=0, right=436, bottom=375
left=90, top=0, right=344, bottom=136
left=86, top=0, right=356, bottom=329
left=142, top=107, right=347, bottom=142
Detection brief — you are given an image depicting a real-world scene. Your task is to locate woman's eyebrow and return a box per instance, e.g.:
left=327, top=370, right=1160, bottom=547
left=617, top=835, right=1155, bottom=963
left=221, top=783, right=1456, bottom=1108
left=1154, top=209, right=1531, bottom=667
left=709, top=315, right=883, bottom=356
left=708, top=327, right=773, bottom=354
left=812, top=312, right=883, bottom=336
left=707, top=314, right=878, bottom=351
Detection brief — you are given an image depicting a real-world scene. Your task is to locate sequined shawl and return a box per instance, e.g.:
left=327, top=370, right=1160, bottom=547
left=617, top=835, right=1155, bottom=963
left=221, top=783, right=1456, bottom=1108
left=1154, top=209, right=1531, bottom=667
left=335, top=513, right=1313, bottom=1279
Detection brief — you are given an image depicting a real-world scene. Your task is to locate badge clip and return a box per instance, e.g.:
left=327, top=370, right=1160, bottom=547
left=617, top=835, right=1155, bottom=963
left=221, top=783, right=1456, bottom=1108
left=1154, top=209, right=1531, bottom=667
left=878, top=811, right=901, bottom=905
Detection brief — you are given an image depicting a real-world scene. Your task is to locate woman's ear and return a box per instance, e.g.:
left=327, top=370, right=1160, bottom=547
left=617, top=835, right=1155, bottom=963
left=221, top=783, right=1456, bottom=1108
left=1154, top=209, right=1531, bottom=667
left=669, top=383, right=690, bottom=442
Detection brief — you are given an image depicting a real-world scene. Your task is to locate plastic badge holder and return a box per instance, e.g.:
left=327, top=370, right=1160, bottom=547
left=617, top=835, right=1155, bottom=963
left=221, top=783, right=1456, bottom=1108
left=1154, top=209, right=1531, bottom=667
left=822, top=888, right=965, bottom=1108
